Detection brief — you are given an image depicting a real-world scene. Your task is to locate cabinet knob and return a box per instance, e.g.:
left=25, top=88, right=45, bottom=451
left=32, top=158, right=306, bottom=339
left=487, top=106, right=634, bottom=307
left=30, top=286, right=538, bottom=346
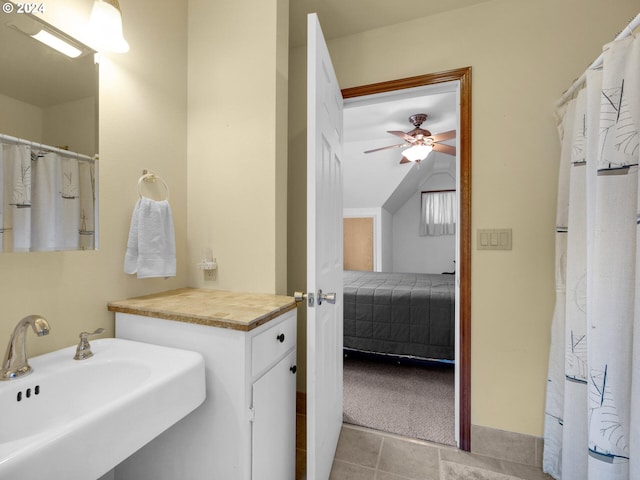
left=276, top=333, right=285, bottom=343
left=290, top=365, right=297, bottom=374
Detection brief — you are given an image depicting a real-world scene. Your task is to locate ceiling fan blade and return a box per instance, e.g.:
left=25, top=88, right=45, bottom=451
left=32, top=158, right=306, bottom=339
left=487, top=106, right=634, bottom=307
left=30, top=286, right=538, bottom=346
left=399, top=156, right=412, bottom=164
left=364, top=143, right=408, bottom=154
left=387, top=130, right=417, bottom=143
left=430, top=130, right=456, bottom=143
left=432, top=143, right=456, bottom=156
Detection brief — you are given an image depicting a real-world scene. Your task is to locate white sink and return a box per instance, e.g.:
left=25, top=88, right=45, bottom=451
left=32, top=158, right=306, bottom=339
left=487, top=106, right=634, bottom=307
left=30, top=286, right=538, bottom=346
left=0, top=338, right=205, bottom=480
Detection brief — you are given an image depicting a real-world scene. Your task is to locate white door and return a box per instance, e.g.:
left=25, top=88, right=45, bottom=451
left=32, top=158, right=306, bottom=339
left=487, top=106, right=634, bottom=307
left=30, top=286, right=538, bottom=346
left=306, top=12, right=344, bottom=480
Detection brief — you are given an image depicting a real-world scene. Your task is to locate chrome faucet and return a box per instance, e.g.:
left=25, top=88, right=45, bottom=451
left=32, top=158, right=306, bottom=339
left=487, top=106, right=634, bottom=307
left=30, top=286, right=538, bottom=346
left=1, top=315, right=50, bottom=381
left=74, top=328, right=104, bottom=360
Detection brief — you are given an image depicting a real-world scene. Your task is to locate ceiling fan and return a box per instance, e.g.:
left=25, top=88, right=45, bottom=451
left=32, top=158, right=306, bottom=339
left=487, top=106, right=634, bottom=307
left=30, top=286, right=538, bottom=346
left=364, top=113, right=456, bottom=164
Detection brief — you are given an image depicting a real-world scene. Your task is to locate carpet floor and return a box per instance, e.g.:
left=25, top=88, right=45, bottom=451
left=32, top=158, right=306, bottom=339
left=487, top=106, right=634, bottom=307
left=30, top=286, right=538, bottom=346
left=343, top=354, right=455, bottom=446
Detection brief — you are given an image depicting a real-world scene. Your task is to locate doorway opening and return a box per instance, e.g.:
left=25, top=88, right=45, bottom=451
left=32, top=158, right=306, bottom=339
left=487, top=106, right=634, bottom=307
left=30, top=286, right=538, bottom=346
left=340, top=67, right=471, bottom=450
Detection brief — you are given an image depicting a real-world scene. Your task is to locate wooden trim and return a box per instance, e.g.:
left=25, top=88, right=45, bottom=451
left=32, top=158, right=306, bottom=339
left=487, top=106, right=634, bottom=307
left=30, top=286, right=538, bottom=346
left=296, top=391, right=307, bottom=415
left=458, top=66, right=472, bottom=452
left=341, top=66, right=472, bottom=451
left=341, top=67, right=473, bottom=99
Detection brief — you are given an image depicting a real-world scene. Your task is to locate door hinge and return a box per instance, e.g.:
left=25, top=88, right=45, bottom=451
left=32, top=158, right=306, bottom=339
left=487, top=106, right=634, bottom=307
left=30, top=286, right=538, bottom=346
left=248, top=406, right=255, bottom=422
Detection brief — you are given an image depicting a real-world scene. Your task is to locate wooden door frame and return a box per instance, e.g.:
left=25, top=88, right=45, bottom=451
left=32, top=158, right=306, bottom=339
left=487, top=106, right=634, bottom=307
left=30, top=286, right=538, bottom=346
left=341, top=66, right=472, bottom=451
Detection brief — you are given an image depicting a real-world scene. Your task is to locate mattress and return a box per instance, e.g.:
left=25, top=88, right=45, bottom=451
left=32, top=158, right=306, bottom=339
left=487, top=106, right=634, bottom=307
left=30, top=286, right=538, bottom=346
left=343, top=270, right=455, bottom=361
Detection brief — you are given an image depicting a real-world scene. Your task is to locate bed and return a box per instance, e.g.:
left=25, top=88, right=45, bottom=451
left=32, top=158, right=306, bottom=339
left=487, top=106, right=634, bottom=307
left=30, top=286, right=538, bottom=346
left=343, top=270, right=455, bottom=362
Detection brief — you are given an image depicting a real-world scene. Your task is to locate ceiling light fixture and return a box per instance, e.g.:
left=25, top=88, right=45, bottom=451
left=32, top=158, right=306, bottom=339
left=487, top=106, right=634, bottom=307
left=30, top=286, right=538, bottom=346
left=31, top=29, right=83, bottom=58
left=402, top=144, right=433, bottom=163
left=88, top=0, right=129, bottom=53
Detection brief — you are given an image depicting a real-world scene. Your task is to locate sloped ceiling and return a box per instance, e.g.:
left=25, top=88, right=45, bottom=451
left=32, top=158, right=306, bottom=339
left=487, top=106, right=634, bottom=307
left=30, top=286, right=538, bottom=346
left=343, top=83, right=457, bottom=213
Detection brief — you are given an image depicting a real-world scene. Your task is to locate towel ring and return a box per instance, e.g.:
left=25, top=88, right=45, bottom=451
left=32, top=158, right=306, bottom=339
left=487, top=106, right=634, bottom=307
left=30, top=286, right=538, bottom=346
left=137, top=171, right=170, bottom=200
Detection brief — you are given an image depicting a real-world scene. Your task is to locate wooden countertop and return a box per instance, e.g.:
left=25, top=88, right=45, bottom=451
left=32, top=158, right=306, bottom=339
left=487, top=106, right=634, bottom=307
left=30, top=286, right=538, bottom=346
left=108, top=288, right=297, bottom=331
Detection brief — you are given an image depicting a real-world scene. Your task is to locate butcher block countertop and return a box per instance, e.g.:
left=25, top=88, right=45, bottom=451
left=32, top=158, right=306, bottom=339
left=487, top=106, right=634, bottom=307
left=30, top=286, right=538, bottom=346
left=108, top=288, right=297, bottom=332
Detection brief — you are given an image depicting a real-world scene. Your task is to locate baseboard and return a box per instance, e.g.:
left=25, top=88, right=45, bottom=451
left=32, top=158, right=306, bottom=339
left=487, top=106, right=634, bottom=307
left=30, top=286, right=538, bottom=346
left=471, top=425, right=544, bottom=468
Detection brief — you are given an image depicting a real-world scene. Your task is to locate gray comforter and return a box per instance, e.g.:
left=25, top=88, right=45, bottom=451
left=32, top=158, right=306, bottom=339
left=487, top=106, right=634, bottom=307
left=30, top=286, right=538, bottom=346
left=343, top=270, right=455, bottom=361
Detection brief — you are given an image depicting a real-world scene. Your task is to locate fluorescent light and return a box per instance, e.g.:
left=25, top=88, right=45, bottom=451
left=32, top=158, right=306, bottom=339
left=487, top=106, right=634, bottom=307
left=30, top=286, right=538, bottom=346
left=89, top=0, right=130, bottom=53
left=402, top=144, right=433, bottom=162
left=31, top=30, right=82, bottom=58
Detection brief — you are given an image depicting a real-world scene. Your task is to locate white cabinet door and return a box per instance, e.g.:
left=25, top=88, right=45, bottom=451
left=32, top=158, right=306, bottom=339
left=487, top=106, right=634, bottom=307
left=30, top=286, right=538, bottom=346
left=251, top=349, right=297, bottom=480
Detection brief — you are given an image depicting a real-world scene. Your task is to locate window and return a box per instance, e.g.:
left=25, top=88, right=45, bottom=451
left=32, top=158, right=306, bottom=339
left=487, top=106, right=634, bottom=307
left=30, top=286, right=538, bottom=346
left=420, top=190, right=456, bottom=236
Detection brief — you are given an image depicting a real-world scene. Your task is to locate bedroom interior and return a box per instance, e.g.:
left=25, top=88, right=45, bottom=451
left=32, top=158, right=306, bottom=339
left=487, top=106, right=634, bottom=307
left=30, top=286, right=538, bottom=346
left=341, top=78, right=459, bottom=445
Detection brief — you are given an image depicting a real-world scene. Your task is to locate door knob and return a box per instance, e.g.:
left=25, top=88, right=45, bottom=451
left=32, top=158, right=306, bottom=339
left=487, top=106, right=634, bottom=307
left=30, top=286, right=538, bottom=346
left=290, top=365, right=297, bottom=374
left=317, top=289, right=336, bottom=305
left=294, top=291, right=315, bottom=306
left=276, top=333, right=285, bottom=343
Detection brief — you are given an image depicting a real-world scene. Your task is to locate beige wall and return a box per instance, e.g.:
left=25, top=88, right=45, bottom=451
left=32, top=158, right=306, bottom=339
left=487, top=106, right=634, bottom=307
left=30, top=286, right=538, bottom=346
left=0, top=0, right=188, bottom=357
left=43, top=96, right=96, bottom=157
left=0, top=94, right=95, bottom=157
left=287, top=0, right=640, bottom=437
left=0, top=93, right=43, bottom=140
left=186, top=0, right=289, bottom=294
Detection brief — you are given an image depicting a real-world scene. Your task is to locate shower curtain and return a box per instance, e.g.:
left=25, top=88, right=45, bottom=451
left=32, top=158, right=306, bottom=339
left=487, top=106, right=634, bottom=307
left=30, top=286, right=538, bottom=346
left=544, top=34, right=640, bottom=479
left=0, top=142, right=96, bottom=252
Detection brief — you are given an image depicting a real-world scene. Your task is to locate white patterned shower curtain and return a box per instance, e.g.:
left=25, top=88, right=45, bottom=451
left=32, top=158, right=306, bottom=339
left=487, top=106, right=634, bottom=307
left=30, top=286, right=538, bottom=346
left=0, top=142, right=96, bottom=252
left=544, top=34, right=640, bottom=479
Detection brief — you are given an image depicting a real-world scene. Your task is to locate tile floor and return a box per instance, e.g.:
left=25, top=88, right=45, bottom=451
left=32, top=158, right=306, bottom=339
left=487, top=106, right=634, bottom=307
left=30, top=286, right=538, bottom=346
left=297, top=417, right=553, bottom=480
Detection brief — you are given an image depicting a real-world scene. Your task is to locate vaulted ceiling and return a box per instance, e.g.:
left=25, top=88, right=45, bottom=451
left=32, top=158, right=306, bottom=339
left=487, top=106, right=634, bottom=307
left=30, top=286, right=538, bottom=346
left=343, top=84, right=457, bottom=213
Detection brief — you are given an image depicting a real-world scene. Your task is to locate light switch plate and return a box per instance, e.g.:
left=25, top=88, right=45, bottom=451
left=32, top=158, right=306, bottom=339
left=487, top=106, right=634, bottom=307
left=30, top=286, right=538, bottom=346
left=477, top=228, right=512, bottom=250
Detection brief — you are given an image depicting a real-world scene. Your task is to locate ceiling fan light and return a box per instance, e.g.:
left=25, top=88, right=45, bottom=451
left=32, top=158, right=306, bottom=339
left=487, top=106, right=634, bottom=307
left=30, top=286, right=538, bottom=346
left=402, top=145, right=432, bottom=162
left=88, top=0, right=129, bottom=53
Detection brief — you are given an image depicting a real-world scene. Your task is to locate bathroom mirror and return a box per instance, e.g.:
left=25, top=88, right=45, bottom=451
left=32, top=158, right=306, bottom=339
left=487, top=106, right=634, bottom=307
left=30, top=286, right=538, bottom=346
left=0, top=9, right=98, bottom=252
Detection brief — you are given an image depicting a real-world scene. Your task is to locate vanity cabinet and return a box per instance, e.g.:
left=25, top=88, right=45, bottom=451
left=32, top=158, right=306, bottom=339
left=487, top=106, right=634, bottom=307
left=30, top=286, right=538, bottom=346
left=252, top=348, right=296, bottom=480
left=108, top=289, right=297, bottom=480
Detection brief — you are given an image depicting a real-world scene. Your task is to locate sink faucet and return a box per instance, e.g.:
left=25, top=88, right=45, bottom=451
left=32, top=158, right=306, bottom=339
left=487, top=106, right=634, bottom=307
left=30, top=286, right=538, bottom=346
left=1, top=315, right=50, bottom=381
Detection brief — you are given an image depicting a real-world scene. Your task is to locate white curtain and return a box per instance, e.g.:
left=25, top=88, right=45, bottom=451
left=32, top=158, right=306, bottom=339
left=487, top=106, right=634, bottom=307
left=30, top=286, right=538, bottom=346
left=78, top=160, right=96, bottom=250
left=0, top=141, right=96, bottom=252
left=544, top=33, right=640, bottom=480
left=420, top=190, right=456, bottom=236
left=6, top=143, right=32, bottom=252
left=31, top=152, right=80, bottom=251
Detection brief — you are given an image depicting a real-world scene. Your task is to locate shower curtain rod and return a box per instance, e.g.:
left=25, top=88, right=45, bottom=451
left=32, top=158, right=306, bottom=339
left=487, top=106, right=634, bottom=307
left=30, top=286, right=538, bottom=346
left=557, top=12, right=640, bottom=107
left=0, top=133, right=96, bottom=162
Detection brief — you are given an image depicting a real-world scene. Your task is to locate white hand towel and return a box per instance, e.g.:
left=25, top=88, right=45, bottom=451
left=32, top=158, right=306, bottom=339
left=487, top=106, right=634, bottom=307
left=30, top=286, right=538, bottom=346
left=124, top=197, right=176, bottom=278
left=124, top=199, right=141, bottom=274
